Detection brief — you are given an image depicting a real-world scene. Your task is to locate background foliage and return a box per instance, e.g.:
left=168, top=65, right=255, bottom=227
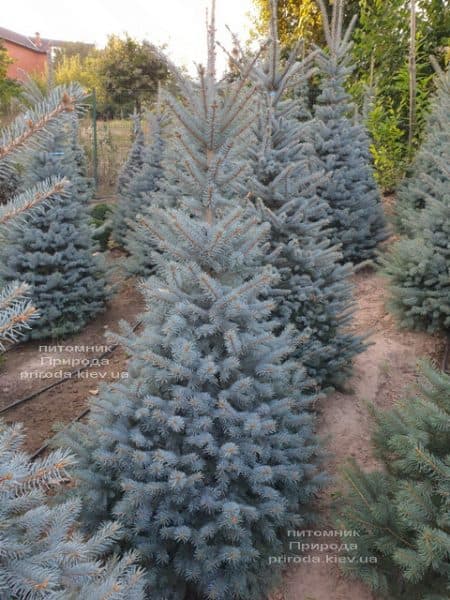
left=55, top=35, right=170, bottom=118
left=252, top=0, right=450, bottom=191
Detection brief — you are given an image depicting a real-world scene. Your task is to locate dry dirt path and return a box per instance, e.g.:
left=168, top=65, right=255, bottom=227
left=277, top=269, right=441, bottom=600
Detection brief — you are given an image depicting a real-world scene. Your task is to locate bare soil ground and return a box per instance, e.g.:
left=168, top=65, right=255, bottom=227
left=0, top=266, right=145, bottom=453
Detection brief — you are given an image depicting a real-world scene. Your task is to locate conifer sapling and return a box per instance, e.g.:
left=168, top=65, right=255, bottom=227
left=60, top=8, right=325, bottom=599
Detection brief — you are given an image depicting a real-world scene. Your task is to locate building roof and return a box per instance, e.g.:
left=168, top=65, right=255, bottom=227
left=0, top=26, right=73, bottom=53
left=0, top=26, right=47, bottom=52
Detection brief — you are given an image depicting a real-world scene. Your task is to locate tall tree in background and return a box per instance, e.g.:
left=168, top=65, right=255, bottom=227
left=251, top=0, right=450, bottom=190
left=98, top=35, right=170, bottom=115
left=252, top=0, right=323, bottom=46
left=345, top=0, right=449, bottom=188
left=52, top=41, right=96, bottom=68
left=308, top=0, right=386, bottom=263
left=251, top=0, right=360, bottom=47
left=60, top=8, right=324, bottom=599
left=54, top=36, right=170, bottom=118
left=235, top=0, right=364, bottom=389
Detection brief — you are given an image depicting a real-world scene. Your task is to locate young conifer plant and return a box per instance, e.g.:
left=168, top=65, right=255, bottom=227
left=125, top=103, right=168, bottom=276
left=60, top=7, right=325, bottom=599
left=0, top=114, right=108, bottom=340
left=0, top=83, right=85, bottom=347
left=230, top=0, right=364, bottom=389
left=309, top=0, right=387, bottom=263
left=335, top=362, right=450, bottom=599
left=382, top=59, right=449, bottom=338
left=113, top=112, right=146, bottom=246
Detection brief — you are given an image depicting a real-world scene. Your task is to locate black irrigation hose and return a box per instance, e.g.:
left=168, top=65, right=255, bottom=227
left=30, top=408, right=91, bottom=460
left=24, top=319, right=143, bottom=460
left=442, top=335, right=450, bottom=374
left=0, top=320, right=142, bottom=416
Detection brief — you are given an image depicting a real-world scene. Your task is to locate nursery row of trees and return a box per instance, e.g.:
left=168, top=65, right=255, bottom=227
left=0, top=84, right=145, bottom=597
left=0, top=0, right=448, bottom=598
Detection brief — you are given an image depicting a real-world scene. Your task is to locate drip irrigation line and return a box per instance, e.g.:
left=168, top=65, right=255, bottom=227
left=30, top=408, right=91, bottom=460
left=0, top=319, right=142, bottom=416
left=442, top=335, right=450, bottom=374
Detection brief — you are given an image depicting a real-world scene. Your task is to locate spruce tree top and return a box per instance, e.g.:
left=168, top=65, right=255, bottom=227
left=117, top=111, right=146, bottom=198
left=314, top=0, right=357, bottom=121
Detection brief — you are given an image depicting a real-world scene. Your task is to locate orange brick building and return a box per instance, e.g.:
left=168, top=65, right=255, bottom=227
left=0, top=27, right=59, bottom=82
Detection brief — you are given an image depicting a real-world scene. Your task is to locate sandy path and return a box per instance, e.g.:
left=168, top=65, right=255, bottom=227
left=278, top=269, right=441, bottom=600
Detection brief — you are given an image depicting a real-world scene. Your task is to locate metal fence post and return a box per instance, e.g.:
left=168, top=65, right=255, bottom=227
left=92, top=88, right=98, bottom=189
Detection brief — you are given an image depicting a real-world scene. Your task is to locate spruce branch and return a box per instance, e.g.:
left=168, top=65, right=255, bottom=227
left=0, top=281, right=30, bottom=312
left=0, top=177, right=68, bottom=225
left=0, top=282, right=40, bottom=350
left=0, top=83, right=85, bottom=162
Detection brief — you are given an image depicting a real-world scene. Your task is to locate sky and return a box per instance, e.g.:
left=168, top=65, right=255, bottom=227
left=1, top=0, right=257, bottom=73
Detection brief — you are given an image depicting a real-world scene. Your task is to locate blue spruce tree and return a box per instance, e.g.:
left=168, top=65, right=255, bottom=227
left=383, top=63, right=449, bottom=340
left=309, top=0, right=387, bottom=264
left=383, top=149, right=449, bottom=336
left=60, top=9, right=325, bottom=599
left=0, top=117, right=108, bottom=340
left=124, top=106, right=168, bottom=276
left=236, top=1, right=364, bottom=390
left=0, top=84, right=86, bottom=347
left=396, top=60, right=450, bottom=232
left=112, top=113, right=146, bottom=246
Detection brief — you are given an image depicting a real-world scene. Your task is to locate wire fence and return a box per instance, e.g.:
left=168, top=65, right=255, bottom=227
left=80, top=89, right=157, bottom=201
left=0, top=93, right=137, bottom=203
left=79, top=116, right=133, bottom=201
